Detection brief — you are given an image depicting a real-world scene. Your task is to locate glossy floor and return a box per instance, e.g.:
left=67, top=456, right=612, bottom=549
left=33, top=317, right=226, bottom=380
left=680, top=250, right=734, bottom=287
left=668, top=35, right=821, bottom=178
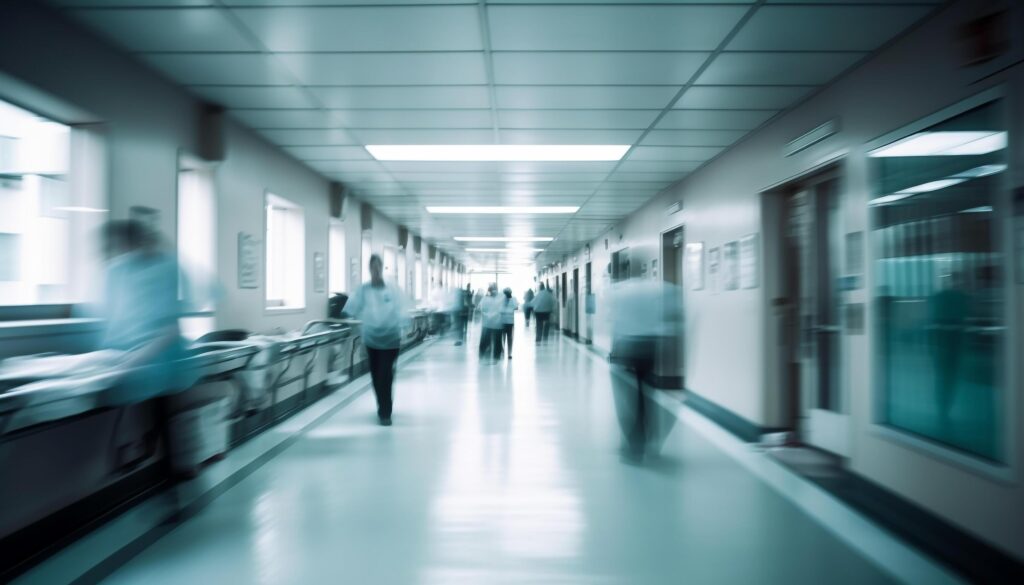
left=102, top=326, right=901, bottom=585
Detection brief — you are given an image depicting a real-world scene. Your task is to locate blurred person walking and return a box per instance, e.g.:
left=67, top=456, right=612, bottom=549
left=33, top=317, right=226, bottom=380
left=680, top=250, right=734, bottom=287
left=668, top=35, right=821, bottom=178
left=346, top=254, right=410, bottom=426
left=499, top=288, right=519, bottom=359
left=523, top=287, right=535, bottom=328
left=452, top=284, right=472, bottom=346
left=607, top=279, right=683, bottom=461
left=532, top=283, right=555, bottom=343
left=478, top=284, right=503, bottom=362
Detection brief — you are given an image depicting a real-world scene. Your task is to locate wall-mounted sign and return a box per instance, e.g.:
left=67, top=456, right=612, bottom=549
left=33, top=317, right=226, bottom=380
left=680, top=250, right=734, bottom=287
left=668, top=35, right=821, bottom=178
left=722, top=241, right=740, bottom=291
left=313, top=252, right=326, bottom=293
left=238, top=231, right=259, bottom=289
left=707, top=247, right=720, bottom=294
left=739, top=233, right=759, bottom=289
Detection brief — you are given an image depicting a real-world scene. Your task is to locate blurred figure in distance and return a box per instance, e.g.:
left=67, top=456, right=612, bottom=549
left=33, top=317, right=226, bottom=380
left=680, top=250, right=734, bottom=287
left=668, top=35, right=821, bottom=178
left=531, top=283, right=555, bottom=343
left=522, top=287, right=535, bottom=329
left=499, top=287, right=519, bottom=359
left=478, top=283, right=503, bottom=362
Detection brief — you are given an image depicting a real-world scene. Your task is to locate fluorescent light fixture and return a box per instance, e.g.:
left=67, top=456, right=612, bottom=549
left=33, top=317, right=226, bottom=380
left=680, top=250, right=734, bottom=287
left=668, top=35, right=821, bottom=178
left=366, top=145, right=629, bottom=162
left=869, top=131, right=1007, bottom=157
left=961, top=206, right=994, bottom=213
left=453, top=236, right=554, bottom=242
left=426, top=206, right=578, bottom=214
left=55, top=206, right=108, bottom=213
left=868, top=193, right=914, bottom=206
left=953, top=164, right=1007, bottom=179
left=465, top=248, right=543, bottom=253
left=897, top=178, right=966, bottom=194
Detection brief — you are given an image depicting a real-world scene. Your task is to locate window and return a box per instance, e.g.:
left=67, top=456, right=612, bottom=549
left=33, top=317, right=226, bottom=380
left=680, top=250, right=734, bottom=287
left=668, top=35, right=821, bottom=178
left=396, top=251, right=406, bottom=290
left=0, top=98, right=104, bottom=307
left=265, top=193, right=305, bottom=309
left=329, top=220, right=346, bottom=294
left=383, top=245, right=397, bottom=284
left=870, top=98, right=1007, bottom=463
left=177, top=155, right=216, bottom=313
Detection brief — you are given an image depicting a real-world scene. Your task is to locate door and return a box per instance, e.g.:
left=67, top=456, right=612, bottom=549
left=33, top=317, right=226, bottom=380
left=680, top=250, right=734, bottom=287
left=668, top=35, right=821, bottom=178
left=571, top=267, right=580, bottom=337
left=658, top=227, right=685, bottom=388
left=584, top=262, right=593, bottom=342
left=784, top=173, right=849, bottom=455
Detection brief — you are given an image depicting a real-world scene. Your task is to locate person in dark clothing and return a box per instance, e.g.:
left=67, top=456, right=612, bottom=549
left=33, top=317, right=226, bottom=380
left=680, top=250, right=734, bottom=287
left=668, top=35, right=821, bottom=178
left=499, top=287, right=519, bottom=359
left=523, top=287, right=535, bottom=328
left=532, top=283, right=555, bottom=342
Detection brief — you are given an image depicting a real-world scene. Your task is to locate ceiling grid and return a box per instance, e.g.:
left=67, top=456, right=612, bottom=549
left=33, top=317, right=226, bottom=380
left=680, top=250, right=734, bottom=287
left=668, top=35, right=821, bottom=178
left=51, top=0, right=943, bottom=268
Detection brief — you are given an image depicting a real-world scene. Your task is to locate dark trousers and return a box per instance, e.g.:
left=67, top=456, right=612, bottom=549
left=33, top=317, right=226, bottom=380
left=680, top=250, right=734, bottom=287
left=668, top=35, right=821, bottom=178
left=367, top=347, right=399, bottom=419
left=479, top=327, right=502, bottom=359
left=502, top=323, right=514, bottom=356
left=535, top=312, right=551, bottom=341
left=524, top=307, right=533, bottom=327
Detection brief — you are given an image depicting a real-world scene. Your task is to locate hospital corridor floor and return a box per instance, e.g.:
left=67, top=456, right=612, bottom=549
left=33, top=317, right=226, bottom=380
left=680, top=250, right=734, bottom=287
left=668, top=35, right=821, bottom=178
left=100, top=330, right=900, bottom=585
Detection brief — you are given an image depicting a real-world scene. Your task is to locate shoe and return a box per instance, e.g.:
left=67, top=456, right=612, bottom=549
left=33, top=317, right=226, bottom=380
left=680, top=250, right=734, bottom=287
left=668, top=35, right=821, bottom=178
left=379, top=417, right=392, bottom=426
left=507, top=355, right=512, bottom=360
left=454, top=341, right=463, bottom=346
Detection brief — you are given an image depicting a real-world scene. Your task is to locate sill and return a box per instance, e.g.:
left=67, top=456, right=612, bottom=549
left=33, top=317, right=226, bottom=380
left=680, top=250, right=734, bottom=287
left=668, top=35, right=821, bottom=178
left=265, top=307, right=306, bottom=316
left=870, top=423, right=1016, bottom=485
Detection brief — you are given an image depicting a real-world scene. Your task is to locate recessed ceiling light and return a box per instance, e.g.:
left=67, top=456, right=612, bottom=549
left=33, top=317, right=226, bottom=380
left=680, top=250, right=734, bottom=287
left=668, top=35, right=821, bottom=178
left=426, top=206, right=579, bottom=214
left=897, top=178, right=966, bottom=193
left=55, top=206, right=109, bottom=213
left=465, top=248, right=543, bottom=253
left=869, top=131, right=1007, bottom=157
left=366, top=145, right=630, bottom=162
left=454, top=236, right=555, bottom=242
left=868, top=193, right=914, bottom=206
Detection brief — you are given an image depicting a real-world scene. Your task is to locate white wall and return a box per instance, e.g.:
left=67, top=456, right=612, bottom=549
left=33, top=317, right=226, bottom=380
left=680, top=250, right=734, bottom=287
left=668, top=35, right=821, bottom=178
left=564, top=0, right=1023, bottom=560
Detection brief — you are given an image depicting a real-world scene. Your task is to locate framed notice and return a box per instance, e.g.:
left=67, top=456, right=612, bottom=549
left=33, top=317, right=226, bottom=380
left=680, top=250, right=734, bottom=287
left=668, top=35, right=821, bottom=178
left=237, top=232, right=260, bottom=289
left=739, top=233, right=759, bottom=289
left=313, top=252, right=326, bottom=293
left=707, top=247, right=720, bottom=293
left=722, top=241, right=739, bottom=291
left=685, top=242, right=704, bottom=291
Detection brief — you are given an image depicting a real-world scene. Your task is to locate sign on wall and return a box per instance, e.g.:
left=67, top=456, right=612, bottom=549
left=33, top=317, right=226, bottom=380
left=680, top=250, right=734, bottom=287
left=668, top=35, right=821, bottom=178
left=722, top=241, right=740, bottom=291
left=707, top=247, right=720, bottom=294
left=237, top=231, right=259, bottom=289
left=313, top=252, right=326, bottom=293
left=739, top=233, right=759, bottom=289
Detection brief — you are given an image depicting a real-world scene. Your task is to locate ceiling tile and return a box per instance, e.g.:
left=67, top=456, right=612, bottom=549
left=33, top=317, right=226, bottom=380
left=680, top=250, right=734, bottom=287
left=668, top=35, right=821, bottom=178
left=231, top=109, right=333, bottom=129
left=605, top=172, right=681, bottom=184
left=277, top=53, right=488, bottom=85
left=353, top=129, right=496, bottom=144
left=493, top=52, right=709, bottom=85
left=629, top=146, right=725, bottom=161
left=333, top=109, right=492, bottom=129
left=54, top=1, right=215, bottom=5
left=615, top=160, right=702, bottom=174
left=307, top=160, right=387, bottom=173
left=488, top=5, right=746, bottom=51
left=641, top=129, right=747, bottom=147
left=696, top=52, right=866, bottom=85
left=141, top=54, right=296, bottom=85
left=497, top=110, right=658, bottom=130
left=233, top=6, right=482, bottom=52
left=675, top=86, right=814, bottom=110
left=70, top=8, right=254, bottom=52
left=190, top=86, right=317, bottom=109
left=308, top=86, right=491, bottom=109
left=495, top=86, right=680, bottom=110
left=283, top=146, right=372, bottom=160
left=498, top=129, right=642, bottom=144
left=257, top=128, right=360, bottom=145
left=728, top=5, right=934, bottom=51
left=656, top=109, right=776, bottom=130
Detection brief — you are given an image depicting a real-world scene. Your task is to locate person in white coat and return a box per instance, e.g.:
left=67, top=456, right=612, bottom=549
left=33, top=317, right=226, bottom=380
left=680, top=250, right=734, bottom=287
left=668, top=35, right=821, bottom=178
left=345, top=254, right=410, bottom=425
left=478, top=283, right=503, bottom=361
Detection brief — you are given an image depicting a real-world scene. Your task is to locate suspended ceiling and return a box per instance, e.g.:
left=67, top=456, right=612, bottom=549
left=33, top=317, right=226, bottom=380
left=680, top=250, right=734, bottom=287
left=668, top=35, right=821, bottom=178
left=51, top=0, right=941, bottom=270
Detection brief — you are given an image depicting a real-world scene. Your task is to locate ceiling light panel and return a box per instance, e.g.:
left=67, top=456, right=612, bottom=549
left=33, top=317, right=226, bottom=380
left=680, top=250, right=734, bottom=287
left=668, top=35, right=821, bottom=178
left=426, top=206, right=579, bottom=214
left=367, top=145, right=629, bottom=162
left=454, top=237, right=554, bottom=242
left=869, top=132, right=1008, bottom=157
